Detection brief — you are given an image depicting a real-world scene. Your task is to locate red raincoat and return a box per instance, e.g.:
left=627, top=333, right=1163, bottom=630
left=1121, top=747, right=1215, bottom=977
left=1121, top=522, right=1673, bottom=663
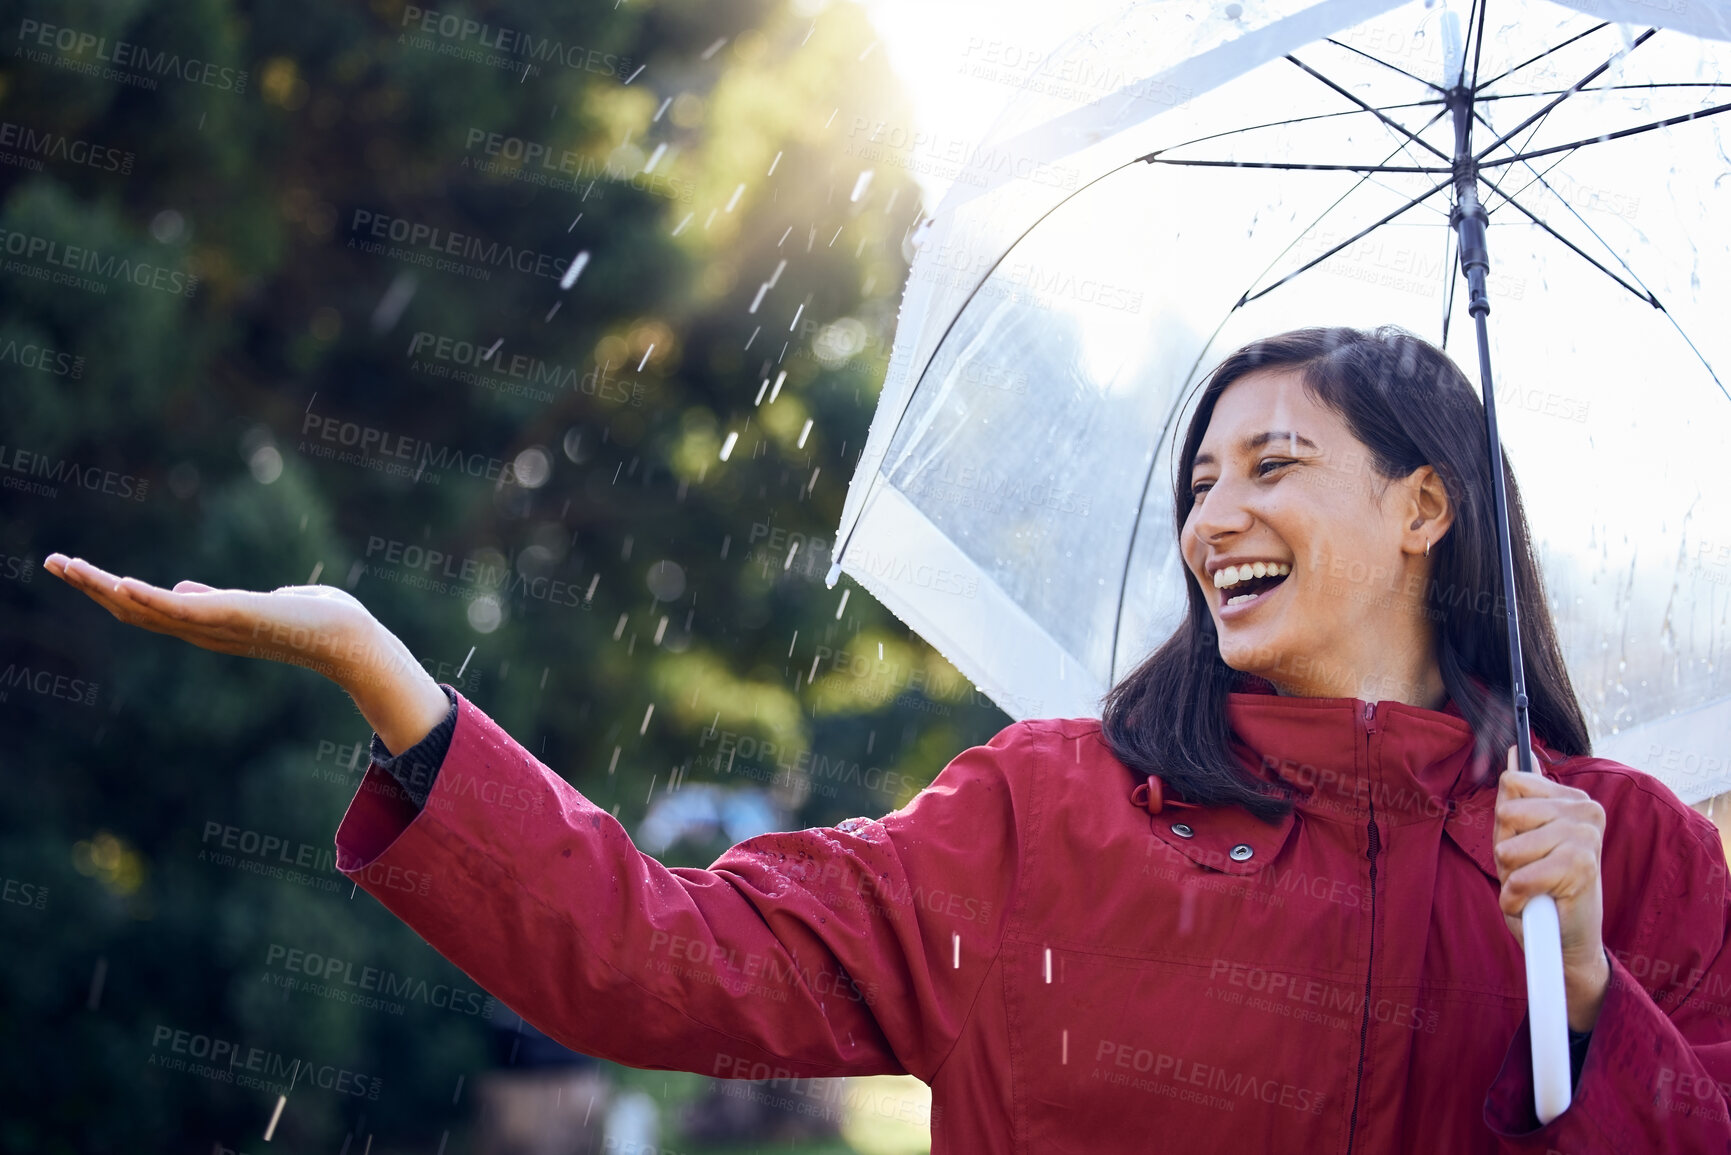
left=334, top=679, right=1731, bottom=1152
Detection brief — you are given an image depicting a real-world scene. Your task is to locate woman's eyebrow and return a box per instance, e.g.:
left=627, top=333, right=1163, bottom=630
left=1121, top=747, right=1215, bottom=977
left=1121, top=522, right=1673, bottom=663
left=1192, top=431, right=1318, bottom=468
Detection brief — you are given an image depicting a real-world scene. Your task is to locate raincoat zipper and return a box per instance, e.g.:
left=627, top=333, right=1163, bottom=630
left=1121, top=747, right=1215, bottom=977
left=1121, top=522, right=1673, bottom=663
left=1344, top=701, right=1380, bottom=1155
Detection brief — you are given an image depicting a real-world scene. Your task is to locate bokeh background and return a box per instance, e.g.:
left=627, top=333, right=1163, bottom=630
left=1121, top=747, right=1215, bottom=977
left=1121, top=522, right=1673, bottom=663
left=8, top=0, right=1731, bottom=1151
left=0, top=0, right=1016, bottom=1149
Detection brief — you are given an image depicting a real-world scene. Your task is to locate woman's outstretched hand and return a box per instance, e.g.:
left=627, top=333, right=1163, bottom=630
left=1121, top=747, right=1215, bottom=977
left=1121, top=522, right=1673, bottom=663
left=45, top=553, right=379, bottom=679
left=1493, top=743, right=1610, bottom=1032
left=43, top=553, right=452, bottom=754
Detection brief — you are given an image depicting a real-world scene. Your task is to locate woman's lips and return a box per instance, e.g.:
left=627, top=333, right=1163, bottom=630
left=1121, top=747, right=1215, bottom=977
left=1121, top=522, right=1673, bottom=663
left=1219, top=573, right=1289, bottom=619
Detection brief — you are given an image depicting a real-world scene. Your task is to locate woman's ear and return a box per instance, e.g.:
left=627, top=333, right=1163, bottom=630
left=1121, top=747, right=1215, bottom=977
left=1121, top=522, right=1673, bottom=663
left=1405, top=465, right=1454, bottom=545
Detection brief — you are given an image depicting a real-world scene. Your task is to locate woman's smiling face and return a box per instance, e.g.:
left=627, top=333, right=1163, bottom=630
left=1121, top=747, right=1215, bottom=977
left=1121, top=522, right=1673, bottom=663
left=1181, top=365, right=1450, bottom=699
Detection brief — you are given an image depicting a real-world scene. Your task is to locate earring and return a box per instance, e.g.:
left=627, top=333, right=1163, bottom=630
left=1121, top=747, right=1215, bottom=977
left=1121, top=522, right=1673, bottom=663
left=1424, top=539, right=1431, bottom=557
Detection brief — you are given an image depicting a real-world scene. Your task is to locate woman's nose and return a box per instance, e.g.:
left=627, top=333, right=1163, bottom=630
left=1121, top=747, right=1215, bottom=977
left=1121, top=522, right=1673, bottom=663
left=1189, top=479, right=1255, bottom=543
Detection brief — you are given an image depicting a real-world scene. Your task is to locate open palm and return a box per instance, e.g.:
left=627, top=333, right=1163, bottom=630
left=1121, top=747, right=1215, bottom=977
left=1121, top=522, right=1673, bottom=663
left=43, top=553, right=380, bottom=683
left=45, top=552, right=452, bottom=758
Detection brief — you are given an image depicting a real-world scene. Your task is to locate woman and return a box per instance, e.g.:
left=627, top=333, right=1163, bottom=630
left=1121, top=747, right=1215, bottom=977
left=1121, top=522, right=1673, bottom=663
left=46, top=325, right=1731, bottom=1152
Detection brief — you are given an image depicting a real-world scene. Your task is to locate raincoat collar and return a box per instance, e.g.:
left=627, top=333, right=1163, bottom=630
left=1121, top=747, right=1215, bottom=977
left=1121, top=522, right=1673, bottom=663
left=1128, top=670, right=1550, bottom=882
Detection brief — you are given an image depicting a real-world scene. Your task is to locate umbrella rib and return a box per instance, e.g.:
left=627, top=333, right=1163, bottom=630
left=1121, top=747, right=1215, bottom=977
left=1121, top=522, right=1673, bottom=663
left=1143, top=157, right=1449, bottom=174
left=1472, top=170, right=1731, bottom=403
left=1476, top=170, right=1656, bottom=305
left=1472, top=27, right=1659, bottom=164
left=1284, top=54, right=1453, bottom=166
left=1479, top=98, right=1731, bottom=167
left=1440, top=225, right=1459, bottom=350
left=1475, top=81, right=1731, bottom=101
left=1474, top=82, right=1569, bottom=198
left=1223, top=106, right=1454, bottom=311
left=1467, top=0, right=1489, bottom=93
left=1475, top=86, right=1595, bottom=210
left=1237, top=175, right=1456, bottom=307
left=1141, top=100, right=1446, bottom=161
left=1484, top=145, right=1576, bottom=213
left=1473, top=20, right=1612, bottom=94
left=1321, top=37, right=1448, bottom=94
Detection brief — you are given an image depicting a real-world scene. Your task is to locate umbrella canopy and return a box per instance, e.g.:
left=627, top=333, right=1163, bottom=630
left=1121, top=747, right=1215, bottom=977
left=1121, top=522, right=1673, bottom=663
left=826, top=0, right=1731, bottom=806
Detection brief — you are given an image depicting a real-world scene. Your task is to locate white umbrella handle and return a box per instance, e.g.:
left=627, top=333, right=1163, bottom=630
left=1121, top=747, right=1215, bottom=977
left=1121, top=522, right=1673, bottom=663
left=1522, top=893, right=1572, bottom=1123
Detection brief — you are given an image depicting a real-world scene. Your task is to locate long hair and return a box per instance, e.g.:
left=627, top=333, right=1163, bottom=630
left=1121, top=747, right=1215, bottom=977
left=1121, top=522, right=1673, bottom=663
left=1100, top=324, right=1591, bottom=823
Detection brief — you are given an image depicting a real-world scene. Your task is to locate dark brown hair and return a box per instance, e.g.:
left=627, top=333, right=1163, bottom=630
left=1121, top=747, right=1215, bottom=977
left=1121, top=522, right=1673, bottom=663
left=1101, top=324, right=1590, bottom=822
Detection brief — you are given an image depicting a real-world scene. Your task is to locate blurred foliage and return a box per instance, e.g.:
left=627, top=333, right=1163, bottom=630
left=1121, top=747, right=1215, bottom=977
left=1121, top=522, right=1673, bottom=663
left=0, top=0, right=1011, bottom=1148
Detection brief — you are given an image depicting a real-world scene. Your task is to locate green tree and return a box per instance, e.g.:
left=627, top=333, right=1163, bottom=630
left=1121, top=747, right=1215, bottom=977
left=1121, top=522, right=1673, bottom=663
left=0, top=0, right=1010, bottom=1148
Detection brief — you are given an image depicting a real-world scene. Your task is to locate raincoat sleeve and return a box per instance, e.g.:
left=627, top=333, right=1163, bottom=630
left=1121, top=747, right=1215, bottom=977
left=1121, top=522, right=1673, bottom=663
left=1483, top=776, right=1731, bottom=1150
left=331, top=685, right=1034, bottom=1083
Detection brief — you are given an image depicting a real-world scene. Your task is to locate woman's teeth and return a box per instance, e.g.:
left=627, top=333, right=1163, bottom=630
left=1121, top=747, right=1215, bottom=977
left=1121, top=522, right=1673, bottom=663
left=1214, top=561, right=1292, bottom=607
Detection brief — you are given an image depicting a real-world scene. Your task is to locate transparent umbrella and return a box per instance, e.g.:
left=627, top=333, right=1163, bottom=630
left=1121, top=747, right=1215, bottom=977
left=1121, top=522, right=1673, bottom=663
left=824, top=0, right=1731, bottom=1123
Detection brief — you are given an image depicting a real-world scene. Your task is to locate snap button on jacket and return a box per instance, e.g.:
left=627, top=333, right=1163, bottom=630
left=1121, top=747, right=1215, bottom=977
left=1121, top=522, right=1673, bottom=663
left=334, top=682, right=1731, bottom=1153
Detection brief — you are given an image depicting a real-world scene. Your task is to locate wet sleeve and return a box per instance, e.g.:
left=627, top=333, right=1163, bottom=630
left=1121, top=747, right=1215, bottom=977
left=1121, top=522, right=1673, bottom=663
left=1482, top=794, right=1731, bottom=1151
left=331, top=686, right=1032, bottom=1082
left=366, top=684, right=459, bottom=809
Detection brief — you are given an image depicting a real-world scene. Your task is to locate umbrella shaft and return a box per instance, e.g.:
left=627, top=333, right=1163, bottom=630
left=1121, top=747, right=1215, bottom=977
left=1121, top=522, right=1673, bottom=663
left=1453, top=194, right=1490, bottom=318
left=1448, top=88, right=1491, bottom=320
left=1457, top=195, right=1538, bottom=781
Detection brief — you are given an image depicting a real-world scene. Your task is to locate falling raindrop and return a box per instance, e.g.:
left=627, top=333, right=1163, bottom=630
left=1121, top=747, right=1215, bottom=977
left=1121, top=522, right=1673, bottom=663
left=560, top=251, right=591, bottom=291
